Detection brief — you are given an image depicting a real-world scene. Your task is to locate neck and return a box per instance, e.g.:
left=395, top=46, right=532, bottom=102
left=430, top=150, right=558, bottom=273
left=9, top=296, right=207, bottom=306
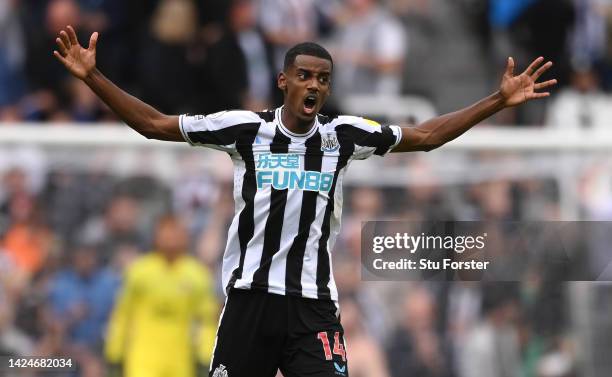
left=281, top=107, right=315, bottom=134
left=159, top=251, right=180, bottom=264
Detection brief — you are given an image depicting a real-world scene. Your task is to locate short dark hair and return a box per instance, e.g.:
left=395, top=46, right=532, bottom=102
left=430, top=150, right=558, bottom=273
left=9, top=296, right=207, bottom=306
left=283, top=42, right=333, bottom=71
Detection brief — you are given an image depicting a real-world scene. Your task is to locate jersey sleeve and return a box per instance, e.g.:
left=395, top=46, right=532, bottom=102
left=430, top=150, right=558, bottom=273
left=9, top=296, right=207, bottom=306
left=337, top=116, right=402, bottom=160
left=179, top=110, right=261, bottom=153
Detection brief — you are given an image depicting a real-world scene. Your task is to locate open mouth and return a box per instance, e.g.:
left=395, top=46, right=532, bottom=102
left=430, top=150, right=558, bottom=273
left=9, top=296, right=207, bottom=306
left=303, top=94, right=317, bottom=114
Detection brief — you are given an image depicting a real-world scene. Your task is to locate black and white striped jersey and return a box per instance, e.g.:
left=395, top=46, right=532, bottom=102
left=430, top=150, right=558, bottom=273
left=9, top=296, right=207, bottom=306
left=179, top=106, right=402, bottom=303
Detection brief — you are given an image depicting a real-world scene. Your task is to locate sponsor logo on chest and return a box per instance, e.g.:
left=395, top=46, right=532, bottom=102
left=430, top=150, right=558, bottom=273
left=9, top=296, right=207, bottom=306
left=255, top=153, right=334, bottom=192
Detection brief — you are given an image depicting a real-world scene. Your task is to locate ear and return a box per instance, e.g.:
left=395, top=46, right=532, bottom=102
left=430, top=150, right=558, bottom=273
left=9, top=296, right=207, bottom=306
left=277, top=72, right=287, bottom=93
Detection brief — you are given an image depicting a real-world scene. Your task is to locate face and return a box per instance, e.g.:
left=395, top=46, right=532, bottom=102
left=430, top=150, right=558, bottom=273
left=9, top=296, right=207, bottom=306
left=73, top=248, right=97, bottom=277
left=155, top=218, right=188, bottom=260
left=230, top=0, right=255, bottom=31
left=278, top=55, right=332, bottom=122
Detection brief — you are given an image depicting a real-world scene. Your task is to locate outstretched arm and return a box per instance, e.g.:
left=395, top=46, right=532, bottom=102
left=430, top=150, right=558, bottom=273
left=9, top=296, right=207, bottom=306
left=53, top=26, right=182, bottom=141
left=392, top=57, right=557, bottom=152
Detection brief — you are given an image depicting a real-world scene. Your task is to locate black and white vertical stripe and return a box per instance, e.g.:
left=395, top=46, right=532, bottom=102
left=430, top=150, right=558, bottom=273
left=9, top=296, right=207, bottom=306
left=251, top=127, right=291, bottom=288
left=179, top=109, right=402, bottom=303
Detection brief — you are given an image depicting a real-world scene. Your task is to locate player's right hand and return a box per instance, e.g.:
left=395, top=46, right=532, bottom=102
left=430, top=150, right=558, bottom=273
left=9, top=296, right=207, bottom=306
left=53, top=25, right=98, bottom=80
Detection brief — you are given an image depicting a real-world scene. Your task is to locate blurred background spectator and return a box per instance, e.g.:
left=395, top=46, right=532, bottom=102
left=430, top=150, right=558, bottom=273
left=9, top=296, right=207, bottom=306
left=203, top=0, right=275, bottom=113
left=458, top=283, right=521, bottom=377
left=386, top=286, right=452, bottom=377
left=45, top=242, right=120, bottom=377
left=104, top=215, right=217, bottom=377
left=0, top=0, right=27, bottom=121
left=546, top=66, right=612, bottom=128
left=328, top=0, right=406, bottom=99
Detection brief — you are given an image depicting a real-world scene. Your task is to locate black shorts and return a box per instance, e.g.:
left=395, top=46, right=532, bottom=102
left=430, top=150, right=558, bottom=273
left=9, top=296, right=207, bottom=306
left=209, top=288, right=349, bottom=377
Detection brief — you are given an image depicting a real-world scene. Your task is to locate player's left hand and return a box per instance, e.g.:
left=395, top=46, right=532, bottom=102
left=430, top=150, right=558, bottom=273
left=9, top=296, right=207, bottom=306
left=499, top=56, right=557, bottom=107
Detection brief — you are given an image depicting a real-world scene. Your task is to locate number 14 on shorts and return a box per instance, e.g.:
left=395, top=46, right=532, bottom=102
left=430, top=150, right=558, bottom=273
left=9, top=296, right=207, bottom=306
left=316, top=331, right=346, bottom=362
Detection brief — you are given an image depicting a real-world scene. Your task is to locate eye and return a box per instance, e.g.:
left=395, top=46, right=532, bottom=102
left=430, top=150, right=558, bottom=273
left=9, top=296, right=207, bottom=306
left=297, top=72, right=306, bottom=80
left=319, top=76, right=329, bottom=85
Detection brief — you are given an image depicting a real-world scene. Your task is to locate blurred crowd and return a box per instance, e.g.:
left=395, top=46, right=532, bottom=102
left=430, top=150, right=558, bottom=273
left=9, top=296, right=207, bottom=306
left=2, top=0, right=612, bottom=125
left=0, top=147, right=594, bottom=377
left=2, top=0, right=612, bottom=376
